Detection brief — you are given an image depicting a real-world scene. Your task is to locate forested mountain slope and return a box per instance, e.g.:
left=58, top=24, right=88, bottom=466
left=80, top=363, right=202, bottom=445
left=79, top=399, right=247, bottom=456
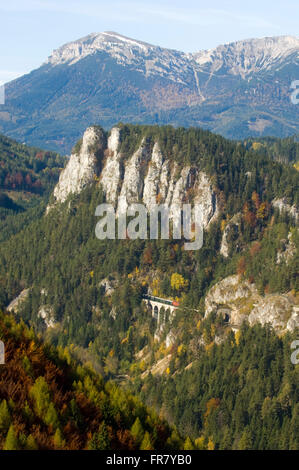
left=0, top=124, right=298, bottom=449
left=0, top=134, right=64, bottom=243
left=0, top=311, right=185, bottom=450
left=244, top=135, right=299, bottom=166
left=135, top=323, right=299, bottom=450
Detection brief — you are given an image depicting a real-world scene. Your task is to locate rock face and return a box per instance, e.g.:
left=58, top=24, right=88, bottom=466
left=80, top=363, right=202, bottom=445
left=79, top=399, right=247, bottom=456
left=248, top=296, right=295, bottom=333
left=116, top=140, right=151, bottom=214
left=47, top=32, right=299, bottom=85
left=204, top=275, right=299, bottom=333
left=272, top=198, right=299, bottom=222
left=220, top=213, right=241, bottom=258
left=276, top=231, right=297, bottom=264
left=102, top=128, right=218, bottom=228
left=205, top=275, right=259, bottom=327
left=99, top=278, right=115, bottom=296
left=49, top=125, right=219, bottom=229
left=165, top=331, right=176, bottom=349
left=38, top=306, right=56, bottom=329
left=194, top=36, right=299, bottom=78
left=7, top=289, right=56, bottom=329
left=50, top=126, right=105, bottom=206
left=7, top=289, right=30, bottom=312
left=46, top=31, right=196, bottom=85
left=141, top=354, right=172, bottom=378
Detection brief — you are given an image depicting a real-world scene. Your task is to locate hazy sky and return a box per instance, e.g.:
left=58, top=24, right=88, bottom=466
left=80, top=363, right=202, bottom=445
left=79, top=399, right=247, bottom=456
left=0, top=0, right=298, bottom=83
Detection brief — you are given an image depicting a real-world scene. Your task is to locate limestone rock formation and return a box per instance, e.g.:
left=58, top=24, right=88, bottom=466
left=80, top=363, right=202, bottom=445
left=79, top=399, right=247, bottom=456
left=38, top=305, right=56, bottom=329
left=7, top=289, right=30, bottom=313
left=49, top=125, right=219, bottom=230
left=204, top=274, right=298, bottom=333
left=49, top=126, right=105, bottom=207
left=276, top=231, right=297, bottom=264
left=220, top=213, right=242, bottom=258
left=273, top=198, right=299, bottom=222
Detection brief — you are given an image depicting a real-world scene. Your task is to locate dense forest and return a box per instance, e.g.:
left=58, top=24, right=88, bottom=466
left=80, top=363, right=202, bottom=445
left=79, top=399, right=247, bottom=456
left=133, top=323, right=299, bottom=450
left=244, top=135, right=299, bottom=166
left=0, top=310, right=189, bottom=450
left=0, top=124, right=298, bottom=450
left=0, top=134, right=63, bottom=193
left=0, top=134, right=64, bottom=229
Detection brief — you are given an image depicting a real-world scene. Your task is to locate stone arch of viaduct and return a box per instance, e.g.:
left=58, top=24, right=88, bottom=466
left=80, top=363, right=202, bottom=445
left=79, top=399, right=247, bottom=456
left=143, top=299, right=177, bottom=324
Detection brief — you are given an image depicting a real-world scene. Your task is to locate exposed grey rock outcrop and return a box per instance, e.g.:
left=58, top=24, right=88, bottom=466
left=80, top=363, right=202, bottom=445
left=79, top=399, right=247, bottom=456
left=48, top=126, right=105, bottom=208
left=100, top=127, right=122, bottom=204
left=204, top=274, right=298, bottom=333
left=7, top=289, right=30, bottom=312
left=287, top=307, right=299, bottom=331
left=272, top=198, right=299, bottom=222
left=102, top=128, right=219, bottom=229
left=165, top=331, right=176, bottom=349
left=99, top=278, right=115, bottom=296
left=38, top=306, right=56, bottom=329
left=47, top=32, right=299, bottom=83
left=220, top=213, right=241, bottom=258
left=276, top=231, right=297, bottom=264
left=248, top=295, right=294, bottom=332
left=49, top=125, right=219, bottom=230
left=194, top=36, right=299, bottom=78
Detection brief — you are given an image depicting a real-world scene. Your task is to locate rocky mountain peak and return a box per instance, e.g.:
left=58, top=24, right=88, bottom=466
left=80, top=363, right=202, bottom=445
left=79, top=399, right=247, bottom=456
left=46, top=32, right=299, bottom=78
left=101, top=31, right=153, bottom=51
left=46, top=31, right=173, bottom=66
left=48, top=125, right=219, bottom=230
left=50, top=126, right=104, bottom=205
left=194, top=35, right=299, bottom=77
left=45, top=31, right=194, bottom=86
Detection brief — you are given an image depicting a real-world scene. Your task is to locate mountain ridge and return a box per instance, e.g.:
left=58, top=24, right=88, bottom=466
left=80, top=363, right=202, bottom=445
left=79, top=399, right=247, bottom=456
left=1, top=32, right=299, bottom=152
left=46, top=31, right=299, bottom=72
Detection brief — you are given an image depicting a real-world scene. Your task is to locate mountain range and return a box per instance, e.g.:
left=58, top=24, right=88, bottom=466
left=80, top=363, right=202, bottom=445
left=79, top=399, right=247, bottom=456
left=1, top=32, right=298, bottom=153
left=0, top=29, right=299, bottom=451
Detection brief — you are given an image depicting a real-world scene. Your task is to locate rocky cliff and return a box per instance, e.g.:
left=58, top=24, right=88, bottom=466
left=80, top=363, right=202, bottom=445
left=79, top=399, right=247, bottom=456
left=220, top=213, right=242, bottom=258
left=194, top=36, right=299, bottom=78
left=51, top=126, right=105, bottom=205
left=273, top=198, right=299, bottom=222
left=205, top=274, right=299, bottom=333
left=46, top=125, right=298, bottom=335
left=49, top=125, right=218, bottom=228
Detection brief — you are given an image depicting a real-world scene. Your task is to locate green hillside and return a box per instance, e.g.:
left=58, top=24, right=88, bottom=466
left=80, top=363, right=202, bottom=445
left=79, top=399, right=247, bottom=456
left=0, top=310, right=185, bottom=450
left=0, top=124, right=298, bottom=450
left=0, top=134, right=64, bottom=243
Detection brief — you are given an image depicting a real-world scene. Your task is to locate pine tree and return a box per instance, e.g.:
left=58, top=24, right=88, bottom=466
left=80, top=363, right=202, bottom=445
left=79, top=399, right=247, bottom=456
left=4, top=425, right=19, bottom=450
left=88, top=422, right=110, bottom=450
left=0, top=399, right=11, bottom=432
left=131, top=417, right=144, bottom=445
left=194, top=436, right=206, bottom=450
left=29, top=376, right=50, bottom=419
left=53, top=428, right=65, bottom=449
left=44, top=402, right=59, bottom=430
left=140, top=431, right=153, bottom=450
left=183, top=436, right=195, bottom=450
left=26, top=434, right=38, bottom=450
left=207, top=438, right=215, bottom=450
left=238, top=427, right=253, bottom=450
